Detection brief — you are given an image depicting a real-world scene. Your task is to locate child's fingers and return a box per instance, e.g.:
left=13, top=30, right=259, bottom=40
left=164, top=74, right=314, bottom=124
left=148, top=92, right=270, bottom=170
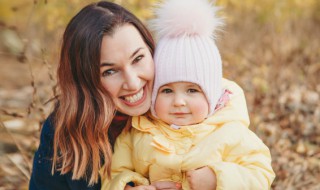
left=125, top=185, right=156, bottom=190
left=139, top=185, right=157, bottom=190
left=151, top=181, right=182, bottom=189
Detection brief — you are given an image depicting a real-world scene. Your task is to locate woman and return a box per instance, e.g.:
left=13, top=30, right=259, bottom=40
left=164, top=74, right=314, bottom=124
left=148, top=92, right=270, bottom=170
left=29, top=1, right=216, bottom=190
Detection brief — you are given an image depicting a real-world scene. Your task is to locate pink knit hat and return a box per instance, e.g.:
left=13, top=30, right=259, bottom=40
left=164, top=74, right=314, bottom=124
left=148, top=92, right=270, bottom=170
left=150, top=0, right=224, bottom=117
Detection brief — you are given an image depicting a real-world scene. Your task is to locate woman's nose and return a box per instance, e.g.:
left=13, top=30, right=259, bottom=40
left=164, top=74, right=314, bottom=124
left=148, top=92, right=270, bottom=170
left=122, top=70, right=140, bottom=91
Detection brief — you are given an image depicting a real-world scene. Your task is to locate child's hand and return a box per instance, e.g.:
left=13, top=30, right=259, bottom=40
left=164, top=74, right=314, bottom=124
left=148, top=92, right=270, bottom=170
left=151, top=181, right=182, bottom=190
left=186, top=166, right=217, bottom=190
left=124, top=184, right=156, bottom=190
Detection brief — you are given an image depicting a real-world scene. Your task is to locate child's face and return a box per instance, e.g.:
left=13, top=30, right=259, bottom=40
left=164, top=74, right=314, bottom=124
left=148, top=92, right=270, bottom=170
left=154, top=82, right=209, bottom=126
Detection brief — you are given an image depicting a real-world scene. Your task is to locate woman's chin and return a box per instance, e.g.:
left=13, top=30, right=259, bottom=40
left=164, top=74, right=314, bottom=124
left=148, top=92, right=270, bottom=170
left=116, top=96, right=151, bottom=116
left=117, top=103, right=150, bottom=116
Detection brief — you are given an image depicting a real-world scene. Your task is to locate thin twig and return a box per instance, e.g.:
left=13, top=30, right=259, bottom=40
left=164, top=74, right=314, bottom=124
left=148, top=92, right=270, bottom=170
left=0, top=119, right=32, bottom=175
left=0, top=109, right=24, bottom=118
left=6, top=154, right=30, bottom=180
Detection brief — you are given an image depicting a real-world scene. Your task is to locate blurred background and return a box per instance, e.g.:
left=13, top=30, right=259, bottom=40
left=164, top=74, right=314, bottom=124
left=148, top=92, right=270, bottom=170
left=0, top=0, right=319, bottom=189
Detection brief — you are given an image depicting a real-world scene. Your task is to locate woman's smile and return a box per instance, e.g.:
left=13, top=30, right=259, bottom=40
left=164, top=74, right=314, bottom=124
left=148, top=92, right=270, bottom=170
left=121, top=85, right=147, bottom=106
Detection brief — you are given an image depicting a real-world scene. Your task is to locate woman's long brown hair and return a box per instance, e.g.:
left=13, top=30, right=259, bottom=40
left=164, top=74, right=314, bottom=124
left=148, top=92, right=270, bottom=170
left=52, top=1, right=155, bottom=185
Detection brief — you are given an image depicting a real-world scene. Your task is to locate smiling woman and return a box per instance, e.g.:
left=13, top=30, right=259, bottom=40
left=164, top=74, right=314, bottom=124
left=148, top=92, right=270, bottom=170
left=28, top=1, right=155, bottom=190
left=99, top=24, right=154, bottom=116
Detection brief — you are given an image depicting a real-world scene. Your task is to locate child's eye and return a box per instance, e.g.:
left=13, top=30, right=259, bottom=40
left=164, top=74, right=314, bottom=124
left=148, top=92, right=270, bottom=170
left=102, top=69, right=117, bottom=77
left=133, top=55, right=144, bottom=64
left=160, top=88, right=173, bottom=93
left=187, top=88, right=199, bottom=93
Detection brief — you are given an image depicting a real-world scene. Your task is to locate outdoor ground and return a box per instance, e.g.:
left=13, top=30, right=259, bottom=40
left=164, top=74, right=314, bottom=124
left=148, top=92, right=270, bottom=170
left=0, top=0, right=319, bottom=189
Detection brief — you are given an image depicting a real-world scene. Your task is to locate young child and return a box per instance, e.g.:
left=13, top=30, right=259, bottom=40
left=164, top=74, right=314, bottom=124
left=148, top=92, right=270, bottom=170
left=102, top=0, right=275, bottom=189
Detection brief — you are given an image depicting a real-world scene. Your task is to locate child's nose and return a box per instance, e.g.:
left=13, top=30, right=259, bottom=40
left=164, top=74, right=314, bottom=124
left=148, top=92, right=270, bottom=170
left=173, top=94, right=186, bottom=106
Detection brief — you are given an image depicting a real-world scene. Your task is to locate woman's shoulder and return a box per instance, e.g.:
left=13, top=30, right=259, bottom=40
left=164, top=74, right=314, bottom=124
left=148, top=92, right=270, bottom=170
left=39, top=115, right=55, bottom=142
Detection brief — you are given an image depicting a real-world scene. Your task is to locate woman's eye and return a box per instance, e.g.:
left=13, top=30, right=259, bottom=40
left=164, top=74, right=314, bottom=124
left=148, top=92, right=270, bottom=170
left=160, top=88, right=172, bottom=93
left=102, top=69, right=117, bottom=77
left=133, top=55, right=144, bottom=64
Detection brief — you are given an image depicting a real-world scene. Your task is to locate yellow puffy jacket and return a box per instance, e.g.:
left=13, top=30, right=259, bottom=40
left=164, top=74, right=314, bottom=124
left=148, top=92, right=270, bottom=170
left=101, top=79, right=275, bottom=190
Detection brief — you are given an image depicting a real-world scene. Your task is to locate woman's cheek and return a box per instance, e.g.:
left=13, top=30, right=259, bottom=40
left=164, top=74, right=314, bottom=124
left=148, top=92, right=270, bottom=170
left=101, top=78, right=120, bottom=98
left=147, top=60, right=155, bottom=84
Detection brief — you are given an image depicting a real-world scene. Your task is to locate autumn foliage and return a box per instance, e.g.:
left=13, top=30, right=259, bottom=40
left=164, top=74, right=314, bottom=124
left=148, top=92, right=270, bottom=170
left=0, top=0, right=319, bottom=189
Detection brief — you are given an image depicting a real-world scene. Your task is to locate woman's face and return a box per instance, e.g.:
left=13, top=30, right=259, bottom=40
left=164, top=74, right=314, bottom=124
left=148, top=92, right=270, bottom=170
left=100, top=24, right=154, bottom=116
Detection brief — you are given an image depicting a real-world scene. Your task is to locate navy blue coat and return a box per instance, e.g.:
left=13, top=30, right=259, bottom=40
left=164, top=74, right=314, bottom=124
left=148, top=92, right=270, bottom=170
left=29, top=118, right=101, bottom=190
left=29, top=112, right=128, bottom=190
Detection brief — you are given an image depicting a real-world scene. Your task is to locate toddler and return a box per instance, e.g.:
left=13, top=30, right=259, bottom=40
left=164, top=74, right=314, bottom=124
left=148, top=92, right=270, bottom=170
left=102, top=0, right=275, bottom=189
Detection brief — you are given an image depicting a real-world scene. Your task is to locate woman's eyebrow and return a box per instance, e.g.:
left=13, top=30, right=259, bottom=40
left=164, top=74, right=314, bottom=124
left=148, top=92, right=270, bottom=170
left=100, top=62, right=114, bottom=67
left=130, top=47, right=144, bottom=59
left=100, top=47, right=145, bottom=67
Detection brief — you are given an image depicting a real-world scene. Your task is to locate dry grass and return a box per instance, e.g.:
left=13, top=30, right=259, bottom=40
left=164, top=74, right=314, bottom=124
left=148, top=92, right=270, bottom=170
left=0, top=0, right=319, bottom=189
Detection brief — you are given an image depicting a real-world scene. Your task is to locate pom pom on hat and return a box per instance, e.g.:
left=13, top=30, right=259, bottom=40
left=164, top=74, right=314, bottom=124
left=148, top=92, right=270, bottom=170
left=150, top=0, right=223, bottom=39
left=150, top=0, right=224, bottom=118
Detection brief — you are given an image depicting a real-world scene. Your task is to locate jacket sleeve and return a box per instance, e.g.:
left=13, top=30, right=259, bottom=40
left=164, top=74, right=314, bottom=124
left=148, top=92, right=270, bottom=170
left=101, top=130, right=149, bottom=190
left=208, top=122, right=275, bottom=190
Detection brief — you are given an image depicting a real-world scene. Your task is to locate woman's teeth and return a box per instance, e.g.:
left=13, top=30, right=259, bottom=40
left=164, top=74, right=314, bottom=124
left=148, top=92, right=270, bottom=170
left=124, top=88, right=144, bottom=103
